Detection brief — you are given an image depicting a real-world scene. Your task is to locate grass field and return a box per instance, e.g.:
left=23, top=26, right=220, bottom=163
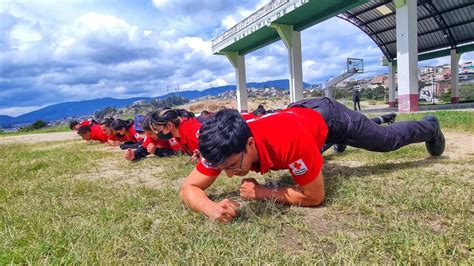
left=0, top=110, right=473, bottom=263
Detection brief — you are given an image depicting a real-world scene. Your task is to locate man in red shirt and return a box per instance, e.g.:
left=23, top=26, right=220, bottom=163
left=99, top=117, right=121, bottom=146
left=69, top=119, right=95, bottom=132
left=180, top=97, right=445, bottom=223
left=77, top=124, right=108, bottom=142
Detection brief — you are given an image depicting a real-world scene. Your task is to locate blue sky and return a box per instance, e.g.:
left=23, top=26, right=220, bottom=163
left=1, top=0, right=473, bottom=116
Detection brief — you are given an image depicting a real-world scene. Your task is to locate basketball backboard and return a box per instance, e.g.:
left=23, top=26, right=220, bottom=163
left=347, top=58, right=364, bottom=73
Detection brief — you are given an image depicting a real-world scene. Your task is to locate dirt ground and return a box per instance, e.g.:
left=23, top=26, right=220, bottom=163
left=179, top=98, right=291, bottom=113
left=178, top=99, right=389, bottom=113
left=0, top=131, right=80, bottom=144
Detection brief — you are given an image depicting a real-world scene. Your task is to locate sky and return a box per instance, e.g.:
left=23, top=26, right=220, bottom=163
left=1, top=0, right=473, bottom=117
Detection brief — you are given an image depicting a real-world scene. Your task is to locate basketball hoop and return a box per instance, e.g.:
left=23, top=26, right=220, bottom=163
left=347, top=58, right=364, bottom=73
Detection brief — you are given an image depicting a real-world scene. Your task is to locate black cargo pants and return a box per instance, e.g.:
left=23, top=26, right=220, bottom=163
left=289, top=97, right=436, bottom=152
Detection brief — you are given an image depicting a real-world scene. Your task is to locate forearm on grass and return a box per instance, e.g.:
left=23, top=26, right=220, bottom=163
left=257, top=186, right=324, bottom=207
left=133, top=146, right=149, bottom=160
left=180, top=184, right=220, bottom=217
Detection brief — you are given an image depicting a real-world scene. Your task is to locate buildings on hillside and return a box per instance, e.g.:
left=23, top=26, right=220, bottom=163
left=342, top=61, right=473, bottom=94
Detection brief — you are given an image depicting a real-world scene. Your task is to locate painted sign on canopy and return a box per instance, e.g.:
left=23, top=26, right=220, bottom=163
left=211, top=0, right=309, bottom=54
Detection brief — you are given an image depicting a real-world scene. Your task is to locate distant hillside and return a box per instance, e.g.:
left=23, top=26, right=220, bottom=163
left=0, top=115, right=14, bottom=125
left=0, top=97, right=151, bottom=126
left=167, top=79, right=311, bottom=99
left=1, top=79, right=312, bottom=125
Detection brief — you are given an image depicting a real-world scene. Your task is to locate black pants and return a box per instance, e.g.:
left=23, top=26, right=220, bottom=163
left=353, top=99, right=361, bottom=111
left=289, top=97, right=436, bottom=152
left=134, top=146, right=176, bottom=160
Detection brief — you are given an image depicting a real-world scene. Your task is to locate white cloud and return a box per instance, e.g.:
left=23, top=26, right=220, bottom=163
left=221, top=15, right=237, bottom=30
left=10, top=23, right=42, bottom=43
left=0, top=105, right=49, bottom=117
left=152, top=0, right=168, bottom=8
left=2, top=0, right=471, bottom=117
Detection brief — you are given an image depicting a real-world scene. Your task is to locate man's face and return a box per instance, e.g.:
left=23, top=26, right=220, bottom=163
left=73, top=125, right=81, bottom=131
left=80, top=132, right=91, bottom=141
left=217, top=151, right=252, bottom=177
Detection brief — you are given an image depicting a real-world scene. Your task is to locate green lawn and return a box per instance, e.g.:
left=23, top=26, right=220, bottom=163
left=0, top=111, right=472, bottom=263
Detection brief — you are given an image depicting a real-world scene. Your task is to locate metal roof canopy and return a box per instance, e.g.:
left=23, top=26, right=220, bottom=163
left=338, top=0, right=474, bottom=62
left=212, top=0, right=474, bottom=61
left=211, top=0, right=367, bottom=55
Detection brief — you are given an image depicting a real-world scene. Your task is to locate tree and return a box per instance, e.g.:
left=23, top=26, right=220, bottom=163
left=151, top=96, right=190, bottom=110
left=94, top=106, right=117, bottom=120
left=30, top=120, right=48, bottom=130
left=19, top=120, right=48, bottom=132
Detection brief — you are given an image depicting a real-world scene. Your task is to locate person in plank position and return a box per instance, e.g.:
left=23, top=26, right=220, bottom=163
left=180, top=97, right=445, bottom=223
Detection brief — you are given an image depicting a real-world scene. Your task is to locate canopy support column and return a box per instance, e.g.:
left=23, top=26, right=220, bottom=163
left=224, top=51, right=248, bottom=112
left=270, top=23, right=303, bottom=102
left=450, top=49, right=460, bottom=104
left=388, top=61, right=397, bottom=108
left=395, top=0, right=418, bottom=112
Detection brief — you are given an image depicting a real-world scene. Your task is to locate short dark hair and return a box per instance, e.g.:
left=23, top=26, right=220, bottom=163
left=253, top=104, right=266, bottom=116
left=110, top=119, right=131, bottom=131
left=77, top=125, right=91, bottom=135
left=199, top=109, right=251, bottom=166
left=69, top=120, right=79, bottom=130
left=100, top=117, right=114, bottom=127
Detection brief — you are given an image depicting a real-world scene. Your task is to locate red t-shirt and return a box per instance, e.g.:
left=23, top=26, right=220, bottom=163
left=196, top=107, right=328, bottom=186
left=80, top=120, right=92, bottom=127
left=107, top=134, right=118, bottom=141
left=168, top=137, right=181, bottom=151
left=118, top=122, right=144, bottom=142
left=90, top=124, right=108, bottom=142
left=142, top=135, right=172, bottom=149
left=241, top=112, right=256, bottom=120
left=176, top=117, right=202, bottom=155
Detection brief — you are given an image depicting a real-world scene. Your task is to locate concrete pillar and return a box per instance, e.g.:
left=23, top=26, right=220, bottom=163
left=270, top=23, right=303, bottom=102
left=224, top=52, right=248, bottom=112
left=324, top=85, right=333, bottom=98
left=395, top=0, right=418, bottom=112
left=388, top=61, right=397, bottom=107
left=288, top=31, right=303, bottom=102
left=450, top=49, right=460, bottom=104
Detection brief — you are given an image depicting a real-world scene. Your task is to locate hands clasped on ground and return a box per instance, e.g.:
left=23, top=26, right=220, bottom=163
left=209, top=178, right=269, bottom=223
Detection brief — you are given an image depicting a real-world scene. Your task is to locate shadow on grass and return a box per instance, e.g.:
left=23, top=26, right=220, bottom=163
left=205, top=157, right=441, bottom=222
left=323, top=157, right=441, bottom=204
left=325, top=157, right=441, bottom=177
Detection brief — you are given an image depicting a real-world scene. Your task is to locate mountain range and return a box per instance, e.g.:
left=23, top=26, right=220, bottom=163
left=0, top=79, right=311, bottom=126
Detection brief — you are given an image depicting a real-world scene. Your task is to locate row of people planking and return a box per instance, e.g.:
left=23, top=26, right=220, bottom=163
left=69, top=97, right=445, bottom=223
left=70, top=105, right=269, bottom=162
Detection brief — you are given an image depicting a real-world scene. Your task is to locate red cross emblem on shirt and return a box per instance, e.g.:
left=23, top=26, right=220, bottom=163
left=293, top=161, right=302, bottom=170
left=289, top=159, right=308, bottom=176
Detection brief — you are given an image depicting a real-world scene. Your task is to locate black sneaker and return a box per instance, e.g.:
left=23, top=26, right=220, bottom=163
left=381, top=113, right=397, bottom=124
left=422, top=115, right=445, bottom=156
left=333, top=144, right=347, bottom=153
